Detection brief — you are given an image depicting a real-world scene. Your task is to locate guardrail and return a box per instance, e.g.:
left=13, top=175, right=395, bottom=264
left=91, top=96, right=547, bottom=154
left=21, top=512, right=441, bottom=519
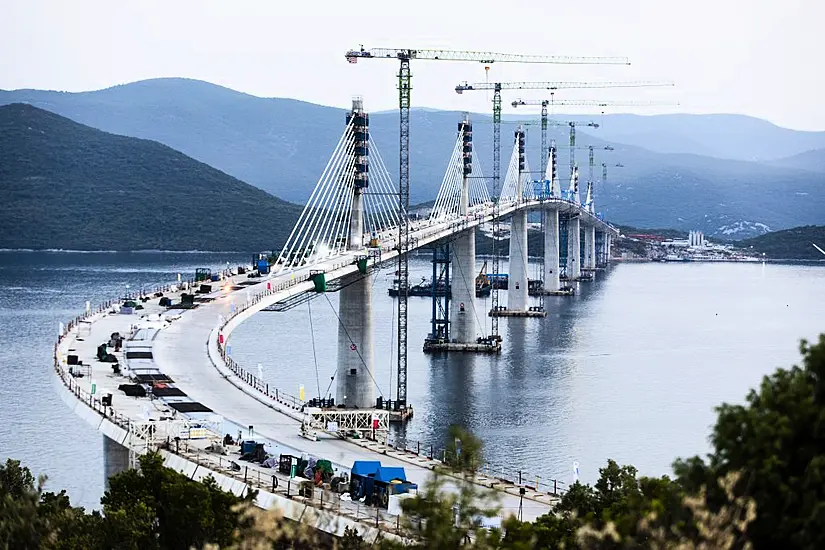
left=52, top=272, right=417, bottom=537
left=169, top=439, right=407, bottom=533
left=214, top=268, right=569, bottom=499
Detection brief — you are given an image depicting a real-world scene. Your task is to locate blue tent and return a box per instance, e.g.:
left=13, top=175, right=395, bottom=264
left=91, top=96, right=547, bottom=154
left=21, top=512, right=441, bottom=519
left=351, top=461, right=381, bottom=477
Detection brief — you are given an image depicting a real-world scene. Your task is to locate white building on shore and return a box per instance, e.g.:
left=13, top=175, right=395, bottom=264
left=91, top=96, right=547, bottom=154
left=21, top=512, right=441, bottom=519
left=688, top=230, right=705, bottom=248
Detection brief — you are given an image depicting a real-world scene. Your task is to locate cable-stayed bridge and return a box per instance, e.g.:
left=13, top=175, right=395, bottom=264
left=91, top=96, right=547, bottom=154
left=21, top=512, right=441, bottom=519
left=263, top=99, right=617, bottom=416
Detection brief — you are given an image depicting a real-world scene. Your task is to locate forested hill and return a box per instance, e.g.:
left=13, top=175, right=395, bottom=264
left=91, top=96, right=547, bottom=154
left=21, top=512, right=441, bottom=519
left=5, top=78, right=825, bottom=238
left=738, top=225, right=825, bottom=260
left=0, top=103, right=303, bottom=251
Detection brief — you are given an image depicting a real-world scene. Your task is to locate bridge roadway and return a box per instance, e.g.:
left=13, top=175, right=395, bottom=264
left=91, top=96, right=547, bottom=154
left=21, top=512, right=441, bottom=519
left=278, top=195, right=617, bottom=285
left=54, top=198, right=613, bottom=537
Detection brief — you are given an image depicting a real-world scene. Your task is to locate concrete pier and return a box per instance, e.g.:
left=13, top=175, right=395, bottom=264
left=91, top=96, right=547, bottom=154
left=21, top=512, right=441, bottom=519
left=507, top=209, right=529, bottom=311
left=583, top=225, right=596, bottom=270
left=450, top=232, right=478, bottom=341
left=505, top=128, right=530, bottom=313
left=567, top=216, right=581, bottom=280
left=336, top=277, right=374, bottom=408
left=336, top=99, right=374, bottom=409
left=103, top=435, right=130, bottom=488
left=543, top=208, right=560, bottom=293
left=607, top=233, right=613, bottom=262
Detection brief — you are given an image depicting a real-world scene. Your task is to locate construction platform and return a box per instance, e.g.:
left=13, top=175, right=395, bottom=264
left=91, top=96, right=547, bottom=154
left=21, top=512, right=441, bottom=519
left=389, top=407, right=414, bottom=423
left=422, top=339, right=502, bottom=353
left=488, top=307, right=548, bottom=318
left=545, top=287, right=575, bottom=296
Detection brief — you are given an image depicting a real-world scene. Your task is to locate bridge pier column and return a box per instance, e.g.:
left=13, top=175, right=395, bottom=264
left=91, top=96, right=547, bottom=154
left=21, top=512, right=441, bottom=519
left=543, top=208, right=560, bottom=293
left=583, top=225, right=596, bottom=270
left=507, top=210, right=529, bottom=311
left=606, top=233, right=613, bottom=263
left=567, top=216, right=581, bottom=280
left=336, top=278, right=374, bottom=408
left=595, top=230, right=606, bottom=268
left=450, top=229, right=478, bottom=342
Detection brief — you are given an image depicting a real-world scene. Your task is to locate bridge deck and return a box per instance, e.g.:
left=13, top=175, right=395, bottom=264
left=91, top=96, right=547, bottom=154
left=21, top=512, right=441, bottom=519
left=55, top=269, right=558, bottom=531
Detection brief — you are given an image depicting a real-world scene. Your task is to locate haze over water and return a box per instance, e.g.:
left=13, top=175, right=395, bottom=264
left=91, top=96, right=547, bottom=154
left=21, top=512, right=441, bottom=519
left=0, top=251, right=822, bottom=508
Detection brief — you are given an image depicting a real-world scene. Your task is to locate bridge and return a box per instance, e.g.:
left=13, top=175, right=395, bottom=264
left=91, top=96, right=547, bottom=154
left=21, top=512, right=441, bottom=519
left=52, top=96, right=618, bottom=539
left=49, top=48, right=635, bottom=541
left=267, top=98, right=617, bottom=411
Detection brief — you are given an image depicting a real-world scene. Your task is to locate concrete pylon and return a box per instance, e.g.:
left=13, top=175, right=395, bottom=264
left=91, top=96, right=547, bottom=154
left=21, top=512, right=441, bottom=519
left=507, top=128, right=529, bottom=312
left=543, top=208, right=560, bottom=292
left=583, top=225, right=596, bottom=270
left=450, top=119, right=479, bottom=343
left=336, top=99, right=374, bottom=409
left=567, top=216, right=581, bottom=280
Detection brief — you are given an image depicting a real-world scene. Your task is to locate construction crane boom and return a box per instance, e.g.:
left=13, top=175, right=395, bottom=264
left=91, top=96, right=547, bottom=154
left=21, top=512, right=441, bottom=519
left=510, top=94, right=675, bottom=202
left=456, top=80, right=673, bottom=93
left=511, top=99, right=679, bottom=107
left=346, top=46, right=632, bottom=407
left=346, top=47, right=629, bottom=65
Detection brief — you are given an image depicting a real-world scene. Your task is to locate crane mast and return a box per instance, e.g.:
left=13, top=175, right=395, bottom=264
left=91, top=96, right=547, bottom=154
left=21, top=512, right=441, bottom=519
left=346, top=46, right=629, bottom=407
left=509, top=89, right=674, bottom=194
left=456, top=79, right=644, bottom=337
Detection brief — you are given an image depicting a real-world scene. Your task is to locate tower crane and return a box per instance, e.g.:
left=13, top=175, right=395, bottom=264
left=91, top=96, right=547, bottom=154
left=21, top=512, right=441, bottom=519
left=454, top=80, right=672, bottom=337
left=510, top=92, right=674, bottom=205
left=345, top=46, right=630, bottom=407
left=508, top=91, right=673, bottom=179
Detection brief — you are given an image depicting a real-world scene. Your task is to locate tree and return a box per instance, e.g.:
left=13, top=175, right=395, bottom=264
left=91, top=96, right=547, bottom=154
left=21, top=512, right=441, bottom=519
left=100, top=452, right=254, bottom=549
left=382, top=424, right=503, bottom=550
left=674, top=334, right=825, bottom=549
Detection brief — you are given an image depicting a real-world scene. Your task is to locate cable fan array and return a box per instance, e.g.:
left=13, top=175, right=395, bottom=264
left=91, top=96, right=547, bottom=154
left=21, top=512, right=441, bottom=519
left=500, top=139, right=535, bottom=204
left=428, top=134, right=491, bottom=222
left=276, top=121, right=400, bottom=272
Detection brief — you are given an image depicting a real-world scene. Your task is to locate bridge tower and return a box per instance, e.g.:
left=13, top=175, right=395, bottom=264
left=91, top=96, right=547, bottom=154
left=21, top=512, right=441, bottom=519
left=449, top=118, right=481, bottom=344
left=543, top=143, right=562, bottom=293
left=566, top=165, right=582, bottom=281
left=336, top=98, right=375, bottom=409
left=507, top=128, right=529, bottom=312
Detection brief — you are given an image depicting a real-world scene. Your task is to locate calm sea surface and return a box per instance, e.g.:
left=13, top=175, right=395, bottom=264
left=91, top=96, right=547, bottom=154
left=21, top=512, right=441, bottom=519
left=1, top=251, right=823, bottom=508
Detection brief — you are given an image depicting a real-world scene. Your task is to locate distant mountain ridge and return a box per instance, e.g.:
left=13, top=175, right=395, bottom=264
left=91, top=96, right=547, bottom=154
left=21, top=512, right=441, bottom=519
left=739, top=225, right=825, bottom=260
left=3, top=78, right=825, bottom=239
left=0, top=103, right=302, bottom=251
left=767, top=148, right=825, bottom=173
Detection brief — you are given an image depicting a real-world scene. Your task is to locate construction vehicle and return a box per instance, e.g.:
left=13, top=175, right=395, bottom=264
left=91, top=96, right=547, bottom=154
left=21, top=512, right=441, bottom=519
left=475, top=261, right=492, bottom=297
left=349, top=460, right=417, bottom=508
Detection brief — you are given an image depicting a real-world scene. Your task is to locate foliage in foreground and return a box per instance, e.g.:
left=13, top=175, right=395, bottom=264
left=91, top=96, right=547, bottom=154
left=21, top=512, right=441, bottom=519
left=2, top=335, right=825, bottom=548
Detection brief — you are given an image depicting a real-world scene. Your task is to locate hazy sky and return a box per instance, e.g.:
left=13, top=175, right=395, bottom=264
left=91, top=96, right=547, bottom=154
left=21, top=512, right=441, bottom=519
left=2, top=0, right=823, bottom=130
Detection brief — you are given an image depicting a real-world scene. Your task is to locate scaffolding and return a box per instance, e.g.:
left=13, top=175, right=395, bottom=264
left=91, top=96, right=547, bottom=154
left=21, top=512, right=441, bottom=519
left=301, top=408, right=389, bottom=443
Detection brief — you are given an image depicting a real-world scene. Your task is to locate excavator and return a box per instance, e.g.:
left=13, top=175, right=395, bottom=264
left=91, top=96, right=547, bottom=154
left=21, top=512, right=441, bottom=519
left=475, top=262, right=492, bottom=297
